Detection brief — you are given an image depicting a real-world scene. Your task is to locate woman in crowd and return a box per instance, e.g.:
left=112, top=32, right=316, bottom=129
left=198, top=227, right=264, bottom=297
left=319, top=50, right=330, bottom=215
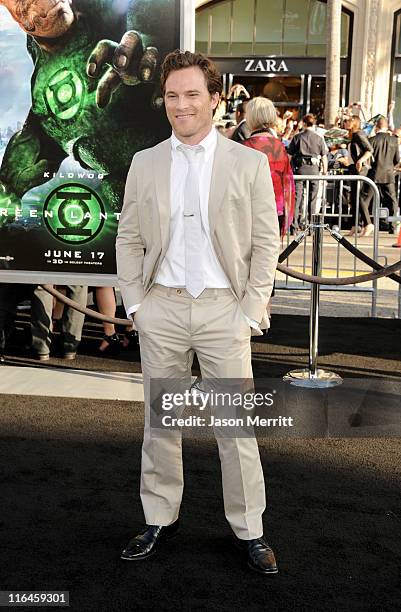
left=242, top=97, right=295, bottom=236
left=94, top=287, right=137, bottom=354
left=343, top=115, right=374, bottom=236
left=95, top=286, right=121, bottom=354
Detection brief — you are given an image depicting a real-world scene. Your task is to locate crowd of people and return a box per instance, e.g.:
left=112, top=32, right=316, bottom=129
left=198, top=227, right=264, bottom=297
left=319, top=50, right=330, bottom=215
left=1, top=89, right=400, bottom=364
left=216, top=88, right=401, bottom=238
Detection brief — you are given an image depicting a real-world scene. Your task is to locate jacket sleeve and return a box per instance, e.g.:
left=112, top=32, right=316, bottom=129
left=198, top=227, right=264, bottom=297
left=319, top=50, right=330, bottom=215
left=240, top=154, right=280, bottom=323
left=356, top=131, right=373, bottom=156
left=394, top=139, right=400, bottom=166
left=115, top=154, right=145, bottom=314
left=282, top=153, right=295, bottom=233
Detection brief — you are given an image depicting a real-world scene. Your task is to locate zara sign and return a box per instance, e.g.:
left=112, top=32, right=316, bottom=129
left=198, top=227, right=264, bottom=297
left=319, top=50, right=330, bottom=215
left=244, top=58, right=289, bottom=72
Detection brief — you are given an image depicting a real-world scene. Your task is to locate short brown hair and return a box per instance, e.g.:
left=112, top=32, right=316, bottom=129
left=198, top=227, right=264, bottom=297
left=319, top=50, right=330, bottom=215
left=302, top=114, right=316, bottom=127
left=160, top=49, right=223, bottom=96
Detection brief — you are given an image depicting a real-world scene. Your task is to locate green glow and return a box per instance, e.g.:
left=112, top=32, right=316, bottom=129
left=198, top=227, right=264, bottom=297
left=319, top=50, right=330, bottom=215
left=44, top=183, right=105, bottom=244
left=64, top=203, right=84, bottom=225
left=45, top=68, right=84, bottom=120
left=57, top=83, right=74, bottom=104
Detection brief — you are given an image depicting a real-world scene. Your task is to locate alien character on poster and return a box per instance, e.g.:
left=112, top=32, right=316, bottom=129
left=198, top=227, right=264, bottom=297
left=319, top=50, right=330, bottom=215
left=0, top=0, right=179, bottom=274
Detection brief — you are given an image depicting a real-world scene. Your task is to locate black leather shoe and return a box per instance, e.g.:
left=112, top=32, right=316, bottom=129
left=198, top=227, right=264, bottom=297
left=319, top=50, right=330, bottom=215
left=121, top=520, right=179, bottom=561
left=235, top=536, right=278, bottom=575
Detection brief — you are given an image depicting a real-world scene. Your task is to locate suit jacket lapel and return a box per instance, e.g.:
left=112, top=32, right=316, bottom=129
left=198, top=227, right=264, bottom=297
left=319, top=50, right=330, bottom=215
left=209, top=132, right=238, bottom=236
left=154, top=138, right=171, bottom=254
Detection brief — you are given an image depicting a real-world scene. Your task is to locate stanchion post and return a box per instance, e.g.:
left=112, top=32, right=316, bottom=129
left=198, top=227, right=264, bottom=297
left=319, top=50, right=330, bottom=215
left=284, top=214, right=342, bottom=388
left=309, top=214, right=322, bottom=377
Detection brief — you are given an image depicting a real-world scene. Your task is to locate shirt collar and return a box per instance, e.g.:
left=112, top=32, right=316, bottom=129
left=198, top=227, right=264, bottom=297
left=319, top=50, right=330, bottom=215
left=171, top=127, right=217, bottom=161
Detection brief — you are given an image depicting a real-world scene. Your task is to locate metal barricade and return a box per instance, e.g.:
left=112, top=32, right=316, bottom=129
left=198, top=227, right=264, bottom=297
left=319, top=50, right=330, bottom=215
left=278, top=174, right=381, bottom=317
left=388, top=212, right=401, bottom=319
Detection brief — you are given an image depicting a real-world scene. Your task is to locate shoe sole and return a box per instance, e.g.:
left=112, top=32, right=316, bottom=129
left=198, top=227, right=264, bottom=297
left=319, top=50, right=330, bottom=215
left=247, top=561, right=279, bottom=575
left=120, top=529, right=179, bottom=561
left=120, top=548, right=157, bottom=561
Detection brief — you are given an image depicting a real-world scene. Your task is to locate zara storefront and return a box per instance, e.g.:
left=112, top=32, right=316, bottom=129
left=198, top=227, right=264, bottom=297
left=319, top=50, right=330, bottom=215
left=186, top=0, right=401, bottom=124
left=194, top=0, right=352, bottom=122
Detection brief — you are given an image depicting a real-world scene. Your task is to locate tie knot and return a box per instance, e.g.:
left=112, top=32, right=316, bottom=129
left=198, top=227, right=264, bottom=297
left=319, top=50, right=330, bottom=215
left=177, top=144, right=204, bottom=163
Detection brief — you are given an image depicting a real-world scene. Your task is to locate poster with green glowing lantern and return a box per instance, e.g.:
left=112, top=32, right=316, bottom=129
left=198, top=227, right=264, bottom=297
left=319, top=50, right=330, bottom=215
left=0, top=0, right=180, bottom=282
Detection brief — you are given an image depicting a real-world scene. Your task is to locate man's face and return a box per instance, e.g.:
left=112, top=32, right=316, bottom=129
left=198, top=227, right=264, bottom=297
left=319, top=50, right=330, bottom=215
left=1, top=0, right=74, bottom=38
left=164, top=66, right=219, bottom=144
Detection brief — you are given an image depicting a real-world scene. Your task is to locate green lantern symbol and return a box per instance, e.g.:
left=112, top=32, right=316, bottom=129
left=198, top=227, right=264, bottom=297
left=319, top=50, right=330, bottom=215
left=44, top=184, right=105, bottom=244
left=45, top=68, right=84, bottom=120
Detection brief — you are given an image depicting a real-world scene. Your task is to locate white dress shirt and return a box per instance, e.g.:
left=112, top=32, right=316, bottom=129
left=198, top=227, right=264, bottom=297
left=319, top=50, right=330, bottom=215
left=126, top=127, right=262, bottom=333
left=155, top=127, right=229, bottom=289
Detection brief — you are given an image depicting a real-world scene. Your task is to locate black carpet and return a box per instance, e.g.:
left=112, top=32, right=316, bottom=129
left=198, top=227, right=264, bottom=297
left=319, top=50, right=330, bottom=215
left=0, top=314, right=401, bottom=611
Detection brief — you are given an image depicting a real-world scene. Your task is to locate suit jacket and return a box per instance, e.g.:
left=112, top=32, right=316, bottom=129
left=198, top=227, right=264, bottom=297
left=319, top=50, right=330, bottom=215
left=369, top=132, right=400, bottom=183
left=116, top=131, right=280, bottom=333
left=231, top=120, right=251, bottom=143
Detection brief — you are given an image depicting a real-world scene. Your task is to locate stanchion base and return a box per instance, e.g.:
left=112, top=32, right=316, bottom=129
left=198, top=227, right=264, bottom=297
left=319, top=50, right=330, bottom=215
left=283, top=368, right=342, bottom=388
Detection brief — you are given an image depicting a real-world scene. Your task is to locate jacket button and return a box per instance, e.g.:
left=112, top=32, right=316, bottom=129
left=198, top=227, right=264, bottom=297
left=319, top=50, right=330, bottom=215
left=176, top=289, right=182, bottom=294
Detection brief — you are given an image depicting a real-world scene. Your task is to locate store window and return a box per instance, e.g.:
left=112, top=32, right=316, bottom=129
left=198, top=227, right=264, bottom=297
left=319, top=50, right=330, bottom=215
left=231, top=0, right=253, bottom=55
left=254, top=2, right=281, bottom=55
left=396, top=11, right=401, bottom=55
left=231, top=75, right=303, bottom=120
left=309, top=76, right=346, bottom=124
left=392, top=11, right=401, bottom=128
left=196, top=0, right=351, bottom=58
left=392, top=75, right=401, bottom=128
left=196, top=10, right=208, bottom=54
left=210, top=1, right=231, bottom=55
left=283, top=0, right=310, bottom=56
left=307, top=0, right=328, bottom=57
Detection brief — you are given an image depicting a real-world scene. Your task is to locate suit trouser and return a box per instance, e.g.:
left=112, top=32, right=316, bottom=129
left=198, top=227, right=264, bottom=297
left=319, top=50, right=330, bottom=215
left=135, top=284, right=266, bottom=540
left=294, top=166, right=319, bottom=229
left=31, top=285, right=88, bottom=355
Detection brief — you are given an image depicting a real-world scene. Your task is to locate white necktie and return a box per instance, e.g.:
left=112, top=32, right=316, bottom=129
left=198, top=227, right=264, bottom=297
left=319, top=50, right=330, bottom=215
left=178, top=144, right=205, bottom=298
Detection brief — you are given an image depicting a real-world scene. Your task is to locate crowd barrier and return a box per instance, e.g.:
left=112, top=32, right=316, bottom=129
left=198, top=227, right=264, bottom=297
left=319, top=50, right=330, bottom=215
left=2, top=175, right=392, bottom=383
left=39, top=173, right=401, bottom=329
left=281, top=213, right=401, bottom=386
left=280, top=174, right=386, bottom=317
left=388, top=204, right=401, bottom=318
left=40, top=224, right=401, bottom=385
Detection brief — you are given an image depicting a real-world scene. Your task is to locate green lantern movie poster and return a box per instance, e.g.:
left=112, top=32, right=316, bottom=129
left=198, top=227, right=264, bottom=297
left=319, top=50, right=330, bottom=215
left=0, top=0, right=180, bottom=281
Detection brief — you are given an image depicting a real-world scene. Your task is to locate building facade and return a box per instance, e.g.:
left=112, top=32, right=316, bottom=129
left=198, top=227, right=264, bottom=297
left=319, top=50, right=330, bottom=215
left=183, top=0, right=401, bottom=124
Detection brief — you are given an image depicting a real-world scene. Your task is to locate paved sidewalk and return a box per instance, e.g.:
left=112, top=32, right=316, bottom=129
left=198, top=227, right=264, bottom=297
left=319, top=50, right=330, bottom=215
left=0, top=366, right=144, bottom=401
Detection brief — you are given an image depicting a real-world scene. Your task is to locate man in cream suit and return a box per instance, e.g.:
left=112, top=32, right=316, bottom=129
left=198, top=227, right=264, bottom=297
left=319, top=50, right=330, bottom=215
left=116, top=50, right=280, bottom=574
